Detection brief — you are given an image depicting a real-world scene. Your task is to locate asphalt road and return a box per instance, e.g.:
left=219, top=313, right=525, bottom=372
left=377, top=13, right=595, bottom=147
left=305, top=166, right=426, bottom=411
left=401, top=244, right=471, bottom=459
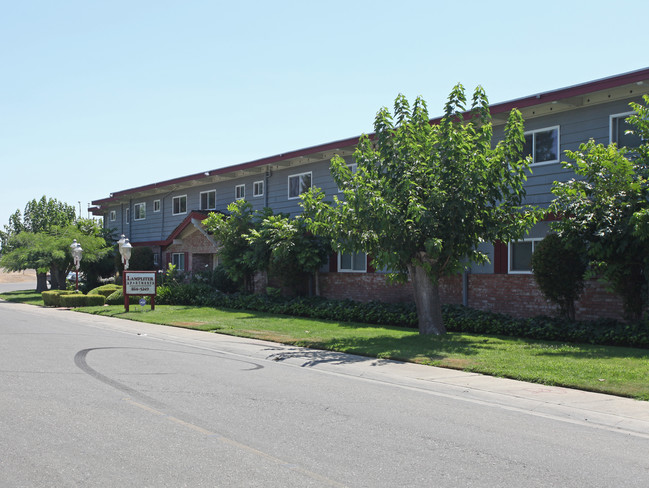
left=1, top=301, right=648, bottom=487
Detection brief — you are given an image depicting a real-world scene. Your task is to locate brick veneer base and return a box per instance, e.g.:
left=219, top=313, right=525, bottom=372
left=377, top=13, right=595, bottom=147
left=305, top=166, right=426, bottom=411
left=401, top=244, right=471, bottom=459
left=318, top=272, right=625, bottom=321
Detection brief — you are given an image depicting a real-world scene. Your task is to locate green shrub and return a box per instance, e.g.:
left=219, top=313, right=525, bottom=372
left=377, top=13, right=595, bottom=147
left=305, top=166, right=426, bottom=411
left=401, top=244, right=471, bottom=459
left=88, top=284, right=122, bottom=298
left=531, top=233, right=587, bottom=320
left=153, top=282, right=649, bottom=349
left=105, top=289, right=149, bottom=305
left=59, top=294, right=106, bottom=308
left=41, top=290, right=80, bottom=307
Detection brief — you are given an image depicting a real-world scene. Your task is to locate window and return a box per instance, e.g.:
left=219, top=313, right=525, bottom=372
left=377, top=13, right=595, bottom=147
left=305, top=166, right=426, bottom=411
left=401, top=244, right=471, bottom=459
left=288, top=172, right=312, bottom=199
left=172, top=253, right=185, bottom=271
left=125, top=208, right=130, bottom=225
left=172, top=195, right=187, bottom=215
left=134, top=202, right=146, bottom=221
left=109, top=210, right=116, bottom=221
left=338, top=163, right=358, bottom=192
left=523, top=126, right=560, bottom=165
left=610, top=112, right=642, bottom=149
left=153, top=253, right=160, bottom=267
left=508, top=239, right=542, bottom=273
left=200, top=190, right=216, bottom=210
left=339, top=251, right=367, bottom=273
left=153, top=200, right=160, bottom=212
left=235, top=184, right=245, bottom=200
left=253, top=181, right=264, bottom=197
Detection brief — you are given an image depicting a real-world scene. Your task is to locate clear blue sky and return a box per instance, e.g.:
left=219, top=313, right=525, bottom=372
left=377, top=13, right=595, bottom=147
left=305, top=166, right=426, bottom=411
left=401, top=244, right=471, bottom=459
left=1, top=0, right=647, bottom=227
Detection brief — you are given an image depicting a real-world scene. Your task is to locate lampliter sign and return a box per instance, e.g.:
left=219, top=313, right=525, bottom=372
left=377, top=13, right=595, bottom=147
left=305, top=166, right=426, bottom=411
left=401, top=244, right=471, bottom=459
left=123, top=271, right=157, bottom=311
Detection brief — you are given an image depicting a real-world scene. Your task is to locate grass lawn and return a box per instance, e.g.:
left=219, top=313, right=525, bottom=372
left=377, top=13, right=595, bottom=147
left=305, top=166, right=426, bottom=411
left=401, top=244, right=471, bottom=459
left=3, top=290, right=649, bottom=401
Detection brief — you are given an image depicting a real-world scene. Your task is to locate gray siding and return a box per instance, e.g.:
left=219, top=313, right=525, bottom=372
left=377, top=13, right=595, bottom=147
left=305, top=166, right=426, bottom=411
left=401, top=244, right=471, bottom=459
left=493, top=97, right=644, bottom=207
left=100, top=96, right=645, bottom=247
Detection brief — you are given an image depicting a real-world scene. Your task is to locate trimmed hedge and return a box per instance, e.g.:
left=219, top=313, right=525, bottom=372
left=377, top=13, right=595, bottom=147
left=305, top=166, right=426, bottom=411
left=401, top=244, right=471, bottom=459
left=155, top=283, right=649, bottom=349
left=59, top=294, right=106, bottom=308
left=105, top=289, right=150, bottom=305
left=88, top=284, right=122, bottom=298
left=42, top=290, right=80, bottom=307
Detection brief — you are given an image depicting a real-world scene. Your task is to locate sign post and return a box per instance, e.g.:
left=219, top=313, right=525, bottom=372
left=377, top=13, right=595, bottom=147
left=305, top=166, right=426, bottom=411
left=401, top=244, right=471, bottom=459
left=123, top=271, right=157, bottom=311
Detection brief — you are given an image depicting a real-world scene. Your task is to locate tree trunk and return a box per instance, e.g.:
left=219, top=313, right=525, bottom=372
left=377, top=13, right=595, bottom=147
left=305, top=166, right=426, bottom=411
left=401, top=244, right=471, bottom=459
left=408, top=263, right=446, bottom=335
left=36, top=272, right=48, bottom=292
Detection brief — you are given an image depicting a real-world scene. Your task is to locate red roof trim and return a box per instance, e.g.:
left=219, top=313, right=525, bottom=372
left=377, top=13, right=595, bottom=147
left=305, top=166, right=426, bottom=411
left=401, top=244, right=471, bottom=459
left=93, top=67, right=649, bottom=206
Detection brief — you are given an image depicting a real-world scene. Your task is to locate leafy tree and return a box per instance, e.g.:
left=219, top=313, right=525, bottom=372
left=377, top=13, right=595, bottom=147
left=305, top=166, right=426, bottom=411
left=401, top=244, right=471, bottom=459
left=551, top=96, right=649, bottom=320
left=247, top=214, right=330, bottom=295
left=0, top=219, right=111, bottom=292
left=203, top=200, right=271, bottom=292
left=302, top=87, right=537, bottom=334
left=0, top=196, right=78, bottom=290
left=204, top=201, right=329, bottom=295
left=531, top=233, right=587, bottom=320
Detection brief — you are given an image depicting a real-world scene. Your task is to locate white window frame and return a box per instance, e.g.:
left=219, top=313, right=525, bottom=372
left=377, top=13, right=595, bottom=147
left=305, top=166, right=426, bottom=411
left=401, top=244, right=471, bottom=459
left=133, top=202, right=146, bottom=221
left=172, top=195, right=187, bottom=216
left=109, top=210, right=116, bottom=221
left=125, top=207, right=130, bottom=225
left=508, top=238, right=542, bottom=274
left=338, top=251, right=367, bottom=273
left=153, top=199, right=161, bottom=213
left=609, top=111, right=641, bottom=147
left=200, top=190, right=217, bottom=210
left=235, top=184, right=245, bottom=200
left=338, top=163, right=358, bottom=192
left=172, top=253, right=185, bottom=271
left=524, top=126, right=560, bottom=166
left=288, top=171, right=312, bottom=200
left=253, top=180, right=264, bottom=197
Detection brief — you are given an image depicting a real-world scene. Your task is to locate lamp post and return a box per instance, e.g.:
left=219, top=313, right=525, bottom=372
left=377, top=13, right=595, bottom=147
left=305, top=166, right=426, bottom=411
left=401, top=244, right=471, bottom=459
left=118, top=237, right=132, bottom=311
left=70, top=239, right=83, bottom=291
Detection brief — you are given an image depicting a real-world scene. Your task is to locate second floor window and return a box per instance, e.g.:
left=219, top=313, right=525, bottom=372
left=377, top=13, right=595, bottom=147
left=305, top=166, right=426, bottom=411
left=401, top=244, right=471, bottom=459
left=125, top=208, right=130, bottom=225
left=523, top=126, right=559, bottom=165
left=253, top=181, right=264, bottom=197
left=610, top=112, right=642, bottom=149
left=200, top=190, right=216, bottom=210
left=153, top=200, right=160, bottom=212
left=173, top=195, right=187, bottom=215
left=109, top=210, right=116, bottom=221
left=288, top=172, right=312, bottom=199
left=235, top=184, right=245, bottom=200
left=134, top=203, right=146, bottom=221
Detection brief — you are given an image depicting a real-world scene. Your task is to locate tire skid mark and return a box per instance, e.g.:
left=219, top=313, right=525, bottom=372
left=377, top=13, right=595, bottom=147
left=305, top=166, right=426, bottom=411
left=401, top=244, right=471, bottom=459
left=74, top=347, right=344, bottom=487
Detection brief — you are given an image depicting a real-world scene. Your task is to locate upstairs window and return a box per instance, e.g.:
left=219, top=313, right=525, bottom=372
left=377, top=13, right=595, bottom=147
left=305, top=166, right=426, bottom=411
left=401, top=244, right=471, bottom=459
left=523, top=126, right=560, bottom=165
left=235, top=184, right=245, bottom=200
left=153, top=200, right=161, bottom=212
left=172, top=195, right=187, bottom=215
left=288, top=172, right=312, bottom=199
left=125, top=208, right=130, bottom=225
left=134, top=202, right=146, bottom=221
left=610, top=112, right=642, bottom=149
left=109, top=210, right=116, bottom=221
left=253, top=181, right=264, bottom=197
left=200, top=190, right=216, bottom=210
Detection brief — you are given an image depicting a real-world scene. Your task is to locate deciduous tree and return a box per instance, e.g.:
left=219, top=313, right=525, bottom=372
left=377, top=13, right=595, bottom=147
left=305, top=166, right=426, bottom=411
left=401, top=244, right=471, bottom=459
left=302, top=86, right=537, bottom=334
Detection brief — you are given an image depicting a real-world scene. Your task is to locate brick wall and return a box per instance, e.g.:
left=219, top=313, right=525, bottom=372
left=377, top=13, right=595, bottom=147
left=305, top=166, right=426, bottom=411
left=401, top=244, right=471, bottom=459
left=318, top=271, right=625, bottom=321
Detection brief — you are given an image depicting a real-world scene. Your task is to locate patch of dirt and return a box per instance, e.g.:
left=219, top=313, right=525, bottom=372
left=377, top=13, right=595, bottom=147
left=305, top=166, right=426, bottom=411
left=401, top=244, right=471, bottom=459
left=0, top=269, right=37, bottom=283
